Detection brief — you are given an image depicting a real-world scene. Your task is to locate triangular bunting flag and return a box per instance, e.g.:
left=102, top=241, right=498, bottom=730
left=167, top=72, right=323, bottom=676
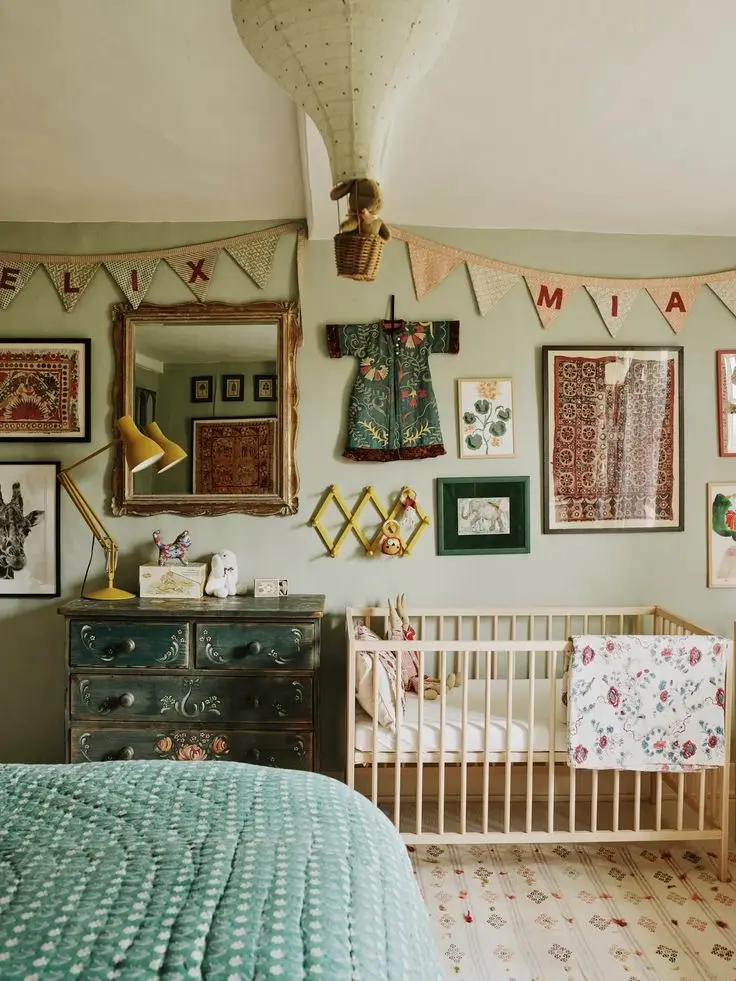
left=524, top=274, right=581, bottom=328
left=407, top=241, right=463, bottom=300
left=227, top=230, right=280, bottom=289
left=466, top=264, right=520, bottom=317
left=0, top=261, right=38, bottom=310
left=166, top=250, right=219, bottom=301
left=585, top=285, right=641, bottom=337
left=708, top=279, right=736, bottom=318
left=105, top=258, right=160, bottom=309
left=44, top=263, right=99, bottom=312
left=646, top=282, right=701, bottom=334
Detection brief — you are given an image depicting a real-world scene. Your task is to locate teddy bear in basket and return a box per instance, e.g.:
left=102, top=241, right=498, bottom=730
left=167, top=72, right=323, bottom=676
left=388, top=593, right=459, bottom=700
left=330, top=178, right=391, bottom=241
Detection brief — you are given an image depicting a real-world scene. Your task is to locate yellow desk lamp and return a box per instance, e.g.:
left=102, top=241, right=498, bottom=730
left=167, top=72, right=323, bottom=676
left=59, top=415, right=187, bottom=601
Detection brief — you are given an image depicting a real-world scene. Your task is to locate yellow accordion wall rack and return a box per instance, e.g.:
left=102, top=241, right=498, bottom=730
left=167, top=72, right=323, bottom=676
left=310, top=485, right=430, bottom=558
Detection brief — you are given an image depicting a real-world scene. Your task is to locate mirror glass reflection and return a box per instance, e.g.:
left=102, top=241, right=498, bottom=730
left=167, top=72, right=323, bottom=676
left=132, top=322, right=278, bottom=496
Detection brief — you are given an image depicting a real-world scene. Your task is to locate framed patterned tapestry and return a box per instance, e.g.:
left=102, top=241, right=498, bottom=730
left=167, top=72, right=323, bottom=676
left=0, top=339, right=90, bottom=441
left=0, top=461, right=60, bottom=597
left=191, top=417, right=277, bottom=495
left=542, top=346, right=684, bottom=533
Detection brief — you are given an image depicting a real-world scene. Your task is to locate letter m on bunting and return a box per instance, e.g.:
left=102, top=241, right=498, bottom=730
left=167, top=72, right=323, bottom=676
left=524, top=274, right=580, bottom=328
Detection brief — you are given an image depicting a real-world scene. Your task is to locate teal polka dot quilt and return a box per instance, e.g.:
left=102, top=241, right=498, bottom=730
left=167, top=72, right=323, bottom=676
left=0, top=761, right=442, bottom=980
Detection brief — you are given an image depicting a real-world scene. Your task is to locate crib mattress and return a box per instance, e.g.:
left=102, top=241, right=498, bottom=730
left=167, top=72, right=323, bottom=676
left=355, top=678, right=567, bottom=755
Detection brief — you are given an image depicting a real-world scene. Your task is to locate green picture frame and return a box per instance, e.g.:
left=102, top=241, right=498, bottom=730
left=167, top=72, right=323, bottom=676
left=435, top=476, right=530, bottom=556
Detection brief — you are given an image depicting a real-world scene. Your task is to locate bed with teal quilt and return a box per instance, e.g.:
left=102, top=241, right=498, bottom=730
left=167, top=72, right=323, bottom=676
left=0, top=761, right=442, bottom=980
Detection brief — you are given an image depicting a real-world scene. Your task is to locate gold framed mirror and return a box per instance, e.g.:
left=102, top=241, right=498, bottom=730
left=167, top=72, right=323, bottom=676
left=111, top=300, right=300, bottom=516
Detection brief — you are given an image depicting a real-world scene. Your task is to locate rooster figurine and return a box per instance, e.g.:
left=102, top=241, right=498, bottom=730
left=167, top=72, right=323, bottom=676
left=152, top=529, right=192, bottom=567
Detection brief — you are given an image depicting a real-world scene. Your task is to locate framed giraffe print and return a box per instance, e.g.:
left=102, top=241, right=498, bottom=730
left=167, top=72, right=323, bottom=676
left=0, top=461, right=60, bottom=597
left=0, top=339, right=90, bottom=441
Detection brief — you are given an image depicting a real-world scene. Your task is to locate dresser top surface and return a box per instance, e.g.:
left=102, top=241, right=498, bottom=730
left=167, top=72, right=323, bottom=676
left=59, top=595, right=325, bottom=618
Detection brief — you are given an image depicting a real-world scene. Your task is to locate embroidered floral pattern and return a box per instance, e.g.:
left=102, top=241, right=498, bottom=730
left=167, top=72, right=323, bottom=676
left=565, top=635, right=728, bottom=770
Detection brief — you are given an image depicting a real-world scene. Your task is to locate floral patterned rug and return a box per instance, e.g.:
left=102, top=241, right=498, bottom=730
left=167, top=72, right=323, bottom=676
left=411, top=842, right=736, bottom=981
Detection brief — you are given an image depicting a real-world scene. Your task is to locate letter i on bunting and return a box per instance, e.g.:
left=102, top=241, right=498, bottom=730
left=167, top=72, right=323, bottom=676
left=585, top=286, right=641, bottom=337
left=0, top=262, right=38, bottom=310
left=524, top=274, right=581, bottom=327
left=646, top=282, right=702, bottom=334
left=167, top=249, right=219, bottom=301
left=105, top=259, right=160, bottom=309
left=44, top=263, right=99, bottom=311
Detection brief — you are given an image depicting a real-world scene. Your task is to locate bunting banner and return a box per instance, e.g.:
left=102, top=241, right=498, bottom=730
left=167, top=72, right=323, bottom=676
left=390, top=226, right=736, bottom=336
left=0, top=221, right=302, bottom=312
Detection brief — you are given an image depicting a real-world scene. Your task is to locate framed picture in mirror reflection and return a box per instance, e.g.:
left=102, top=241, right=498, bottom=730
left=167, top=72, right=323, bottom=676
left=190, top=376, right=213, bottom=404
left=222, top=374, right=244, bottom=402
left=254, top=374, right=277, bottom=402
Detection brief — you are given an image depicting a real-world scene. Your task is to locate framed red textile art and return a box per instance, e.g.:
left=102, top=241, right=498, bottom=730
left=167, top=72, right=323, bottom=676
left=0, top=339, right=90, bottom=441
left=191, top=417, right=277, bottom=495
left=542, top=346, right=684, bottom=533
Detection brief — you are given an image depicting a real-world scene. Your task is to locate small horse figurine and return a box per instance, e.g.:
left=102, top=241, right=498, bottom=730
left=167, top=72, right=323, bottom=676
left=152, top=529, right=192, bottom=567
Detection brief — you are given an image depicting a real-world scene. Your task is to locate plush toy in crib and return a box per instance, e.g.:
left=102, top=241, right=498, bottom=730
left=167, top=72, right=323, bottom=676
left=388, top=593, right=459, bottom=700
left=205, top=550, right=239, bottom=598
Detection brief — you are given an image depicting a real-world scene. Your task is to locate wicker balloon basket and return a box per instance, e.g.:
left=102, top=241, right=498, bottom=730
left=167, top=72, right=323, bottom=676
left=334, top=230, right=384, bottom=282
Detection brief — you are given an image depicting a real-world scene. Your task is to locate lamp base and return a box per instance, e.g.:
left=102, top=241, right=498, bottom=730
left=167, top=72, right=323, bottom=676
left=84, top=586, right=136, bottom=601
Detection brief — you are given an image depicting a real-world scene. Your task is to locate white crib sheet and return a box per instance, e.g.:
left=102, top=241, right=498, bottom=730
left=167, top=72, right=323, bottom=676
left=354, top=679, right=566, bottom=755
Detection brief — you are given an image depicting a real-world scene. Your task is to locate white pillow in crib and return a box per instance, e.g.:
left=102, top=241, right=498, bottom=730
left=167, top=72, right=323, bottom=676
left=354, top=621, right=403, bottom=729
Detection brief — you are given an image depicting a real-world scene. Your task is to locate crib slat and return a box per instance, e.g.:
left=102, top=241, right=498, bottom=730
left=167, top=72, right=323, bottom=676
left=547, top=649, right=557, bottom=833
left=371, top=652, right=379, bottom=806
left=676, top=773, right=685, bottom=831
left=416, top=650, right=424, bottom=836
left=460, top=650, right=469, bottom=835
left=634, top=771, right=642, bottom=832
left=591, top=770, right=599, bottom=833
left=474, top=615, right=481, bottom=680
left=482, top=649, right=491, bottom=835
left=394, top=649, right=402, bottom=830
left=569, top=768, right=576, bottom=833
left=698, top=770, right=706, bottom=832
left=526, top=648, right=536, bottom=834
left=655, top=772, right=663, bottom=831
left=438, top=645, right=446, bottom=836
left=492, top=616, right=498, bottom=680
left=504, top=650, right=514, bottom=834
left=612, top=770, right=620, bottom=832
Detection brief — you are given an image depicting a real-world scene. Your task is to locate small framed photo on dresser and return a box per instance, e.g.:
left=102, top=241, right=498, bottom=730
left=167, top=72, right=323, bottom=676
left=0, top=461, right=60, bottom=597
left=0, top=339, right=90, bottom=441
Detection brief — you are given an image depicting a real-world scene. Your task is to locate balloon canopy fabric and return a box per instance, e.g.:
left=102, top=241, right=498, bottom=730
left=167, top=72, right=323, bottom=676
left=230, top=0, right=460, bottom=185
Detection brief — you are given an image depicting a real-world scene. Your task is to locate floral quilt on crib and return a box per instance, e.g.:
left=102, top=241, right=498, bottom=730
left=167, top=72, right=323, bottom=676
left=565, top=634, right=728, bottom=771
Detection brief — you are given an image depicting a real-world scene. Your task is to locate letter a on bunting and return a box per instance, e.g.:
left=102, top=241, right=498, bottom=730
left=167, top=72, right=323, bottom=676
left=524, top=274, right=580, bottom=328
left=646, top=282, right=701, bottom=334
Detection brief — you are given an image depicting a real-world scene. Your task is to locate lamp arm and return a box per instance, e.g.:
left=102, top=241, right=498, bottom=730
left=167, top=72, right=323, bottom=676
left=58, top=470, right=120, bottom=591
left=59, top=440, right=118, bottom=476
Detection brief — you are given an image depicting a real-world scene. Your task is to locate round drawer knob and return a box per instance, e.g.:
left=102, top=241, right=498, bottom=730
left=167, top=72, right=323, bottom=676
left=248, top=695, right=261, bottom=709
left=119, top=746, right=134, bottom=761
left=245, top=640, right=262, bottom=657
left=119, top=692, right=135, bottom=708
left=117, top=639, right=136, bottom=655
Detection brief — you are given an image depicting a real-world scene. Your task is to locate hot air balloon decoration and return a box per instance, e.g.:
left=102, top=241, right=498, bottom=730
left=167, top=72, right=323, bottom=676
left=230, top=0, right=460, bottom=280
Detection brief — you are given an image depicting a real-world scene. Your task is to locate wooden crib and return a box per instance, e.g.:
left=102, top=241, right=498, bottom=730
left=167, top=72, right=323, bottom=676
left=346, top=605, right=734, bottom=880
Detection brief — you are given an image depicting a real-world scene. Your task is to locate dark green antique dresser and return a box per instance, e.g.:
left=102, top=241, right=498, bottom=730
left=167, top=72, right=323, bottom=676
left=58, top=595, right=324, bottom=771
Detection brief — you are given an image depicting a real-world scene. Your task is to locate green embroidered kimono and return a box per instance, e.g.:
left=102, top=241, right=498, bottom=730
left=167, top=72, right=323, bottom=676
left=327, top=319, right=460, bottom=461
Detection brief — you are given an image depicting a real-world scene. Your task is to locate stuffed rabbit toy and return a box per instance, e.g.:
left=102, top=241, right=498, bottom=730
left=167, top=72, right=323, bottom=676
left=205, top=550, right=238, bottom=598
left=388, top=593, right=460, bottom=700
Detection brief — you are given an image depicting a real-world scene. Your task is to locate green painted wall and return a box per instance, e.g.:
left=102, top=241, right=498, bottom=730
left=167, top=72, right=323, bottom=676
left=1, top=220, right=736, bottom=769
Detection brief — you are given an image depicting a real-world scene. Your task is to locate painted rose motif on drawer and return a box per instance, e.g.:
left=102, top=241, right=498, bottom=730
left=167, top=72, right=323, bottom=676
left=154, top=730, right=229, bottom=761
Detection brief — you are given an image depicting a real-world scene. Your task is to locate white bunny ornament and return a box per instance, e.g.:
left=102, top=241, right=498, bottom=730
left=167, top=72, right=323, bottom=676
left=205, top=550, right=239, bottom=598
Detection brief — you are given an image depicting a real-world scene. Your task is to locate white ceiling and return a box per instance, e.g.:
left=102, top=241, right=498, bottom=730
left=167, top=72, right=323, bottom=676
left=136, top=322, right=276, bottom=366
left=2, top=1, right=736, bottom=236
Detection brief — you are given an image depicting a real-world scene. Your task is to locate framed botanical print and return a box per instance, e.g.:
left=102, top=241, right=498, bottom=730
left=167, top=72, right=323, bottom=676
left=543, top=346, right=684, bottom=533
left=254, top=374, right=277, bottom=402
left=222, top=374, right=244, bottom=402
left=716, top=350, right=736, bottom=456
left=707, top=482, right=736, bottom=587
left=190, top=376, right=213, bottom=403
left=436, top=476, right=530, bottom=556
left=191, top=417, right=276, bottom=494
left=0, top=339, right=90, bottom=441
left=0, top=461, right=60, bottom=597
left=457, top=377, right=514, bottom=458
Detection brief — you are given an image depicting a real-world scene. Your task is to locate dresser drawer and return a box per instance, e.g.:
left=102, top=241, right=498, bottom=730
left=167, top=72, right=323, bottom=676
left=69, top=620, right=189, bottom=668
left=195, top=621, right=316, bottom=670
left=71, top=674, right=313, bottom=724
left=71, top=726, right=312, bottom=770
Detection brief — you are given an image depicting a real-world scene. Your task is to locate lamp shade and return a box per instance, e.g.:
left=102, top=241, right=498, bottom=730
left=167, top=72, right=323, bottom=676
left=115, top=415, right=164, bottom=473
left=144, top=422, right=187, bottom=474
left=230, top=0, right=460, bottom=185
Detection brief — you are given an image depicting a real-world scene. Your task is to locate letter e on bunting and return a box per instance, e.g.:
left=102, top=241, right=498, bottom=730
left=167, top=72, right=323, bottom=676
left=105, top=259, right=160, bottom=310
left=226, top=228, right=280, bottom=288
left=646, top=282, right=701, bottom=334
left=44, top=263, right=99, bottom=312
left=0, top=262, right=38, bottom=310
left=166, top=250, right=219, bottom=301
left=585, top=285, right=641, bottom=337
left=407, top=240, right=463, bottom=300
left=466, top=264, right=520, bottom=317
left=524, top=274, right=581, bottom=328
